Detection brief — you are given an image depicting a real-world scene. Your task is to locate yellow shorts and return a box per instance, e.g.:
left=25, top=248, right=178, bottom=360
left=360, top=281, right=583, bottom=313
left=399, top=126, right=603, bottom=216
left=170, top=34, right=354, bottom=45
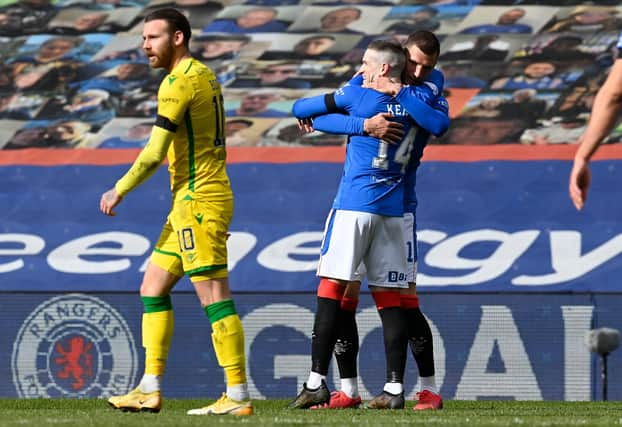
left=150, top=197, right=233, bottom=282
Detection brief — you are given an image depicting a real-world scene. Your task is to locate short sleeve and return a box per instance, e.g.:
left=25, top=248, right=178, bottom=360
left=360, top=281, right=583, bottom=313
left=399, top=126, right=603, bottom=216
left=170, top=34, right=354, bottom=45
left=157, top=73, right=193, bottom=125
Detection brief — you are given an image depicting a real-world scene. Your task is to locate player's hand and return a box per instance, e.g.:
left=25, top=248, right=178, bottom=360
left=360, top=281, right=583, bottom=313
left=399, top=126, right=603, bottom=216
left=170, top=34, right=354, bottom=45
left=100, top=188, right=123, bottom=216
left=363, top=113, right=404, bottom=144
left=569, top=157, right=591, bottom=211
left=297, top=118, right=314, bottom=133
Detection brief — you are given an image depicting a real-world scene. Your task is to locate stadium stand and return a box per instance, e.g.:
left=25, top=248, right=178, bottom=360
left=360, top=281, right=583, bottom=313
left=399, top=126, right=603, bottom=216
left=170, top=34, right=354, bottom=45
left=1, top=0, right=621, bottom=147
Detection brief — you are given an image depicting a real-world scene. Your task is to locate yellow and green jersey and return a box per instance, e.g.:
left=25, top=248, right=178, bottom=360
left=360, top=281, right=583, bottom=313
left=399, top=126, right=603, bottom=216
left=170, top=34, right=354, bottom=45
left=157, top=57, right=231, bottom=202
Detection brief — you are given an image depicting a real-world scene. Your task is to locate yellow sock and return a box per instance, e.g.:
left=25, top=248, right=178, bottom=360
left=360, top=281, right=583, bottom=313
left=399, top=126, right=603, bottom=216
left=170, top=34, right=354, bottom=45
left=211, top=314, right=247, bottom=386
left=142, top=310, right=174, bottom=376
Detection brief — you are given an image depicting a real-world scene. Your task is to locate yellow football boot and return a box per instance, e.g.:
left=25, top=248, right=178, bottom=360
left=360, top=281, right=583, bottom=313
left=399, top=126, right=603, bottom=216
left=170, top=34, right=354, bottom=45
left=187, top=393, right=253, bottom=416
left=107, top=387, right=162, bottom=413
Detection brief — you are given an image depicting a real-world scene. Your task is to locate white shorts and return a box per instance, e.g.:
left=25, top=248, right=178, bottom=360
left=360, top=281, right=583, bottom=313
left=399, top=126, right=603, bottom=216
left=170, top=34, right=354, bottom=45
left=357, top=212, right=418, bottom=285
left=403, top=212, right=418, bottom=283
left=317, top=209, right=408, bottom=288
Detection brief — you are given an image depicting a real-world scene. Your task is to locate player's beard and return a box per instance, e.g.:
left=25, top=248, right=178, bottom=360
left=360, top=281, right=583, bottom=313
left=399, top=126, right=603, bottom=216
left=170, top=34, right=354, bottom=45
left=148, top=40, right=176, bottom=70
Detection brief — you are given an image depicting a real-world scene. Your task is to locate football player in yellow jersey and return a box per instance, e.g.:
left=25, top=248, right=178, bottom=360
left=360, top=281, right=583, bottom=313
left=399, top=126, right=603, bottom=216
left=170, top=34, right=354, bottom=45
left=100, top=8, right=252, bottom=416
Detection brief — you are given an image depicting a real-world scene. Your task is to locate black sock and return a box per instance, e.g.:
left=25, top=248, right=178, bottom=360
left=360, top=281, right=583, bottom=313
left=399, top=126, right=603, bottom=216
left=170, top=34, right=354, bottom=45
left=404, top=307, right=435, bottom=377
left=334, top=306, right=359, bottom=379
left=311, top=296, right=341, bottom=375
left=378, top=306, right=407, bottom=383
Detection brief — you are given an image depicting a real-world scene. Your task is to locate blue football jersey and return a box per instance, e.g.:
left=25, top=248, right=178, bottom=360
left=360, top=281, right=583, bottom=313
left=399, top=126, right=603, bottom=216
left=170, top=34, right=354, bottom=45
left=316, top=72, right=448, bottom=137
left=293, top=84, right=418, bottom=217
left=403, top=95, right=449, bottom=214
left=295, top=70, right=450, bottom=216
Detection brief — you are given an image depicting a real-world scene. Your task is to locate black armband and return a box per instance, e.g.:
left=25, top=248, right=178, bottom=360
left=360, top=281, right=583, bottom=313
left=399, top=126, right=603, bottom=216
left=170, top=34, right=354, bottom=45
left=155, top=114, right=178, bottom=132
left=324, top=93, right=338, bottom=113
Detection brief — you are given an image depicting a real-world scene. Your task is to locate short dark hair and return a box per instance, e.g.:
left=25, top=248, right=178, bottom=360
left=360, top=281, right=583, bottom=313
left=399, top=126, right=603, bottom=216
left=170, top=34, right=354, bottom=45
left=367, top=39, right=406, bottom=76
left=368, top=39, right=405, bottom=56
left=144, top=8, right=192, bottom=48
left=405, top=30, right=440, bottom=58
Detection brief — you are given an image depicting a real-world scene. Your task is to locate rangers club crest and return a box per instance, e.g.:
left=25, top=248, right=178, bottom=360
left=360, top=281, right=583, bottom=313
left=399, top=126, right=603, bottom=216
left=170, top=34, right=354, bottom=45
left=12, top=294, right=137, bottom=398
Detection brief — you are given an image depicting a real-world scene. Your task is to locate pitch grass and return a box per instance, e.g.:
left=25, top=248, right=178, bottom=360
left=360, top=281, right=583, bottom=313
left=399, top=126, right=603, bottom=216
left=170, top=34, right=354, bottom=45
left=2, top=399, right=622, bottom=427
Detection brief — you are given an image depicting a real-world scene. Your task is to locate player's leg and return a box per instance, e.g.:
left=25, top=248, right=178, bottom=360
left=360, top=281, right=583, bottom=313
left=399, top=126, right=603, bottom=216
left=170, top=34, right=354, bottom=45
left=312, top=280, right=362, bottom=409
left=365, top=215, right=408, bottom=410
left=401, top=212, right=442, bottom=410
left=335, top=281, right=362, bottom=405
left=289, top=210, right=370, bottom=409
left=289, top=277, right=346, bottom=409
left=108, top=222, right=182, bottom=413
left=177, top=198, right=252, bottom=416
left=401, top=283, right=442, bottom=410
left=367, top=286, right=407, bottom=409
left=186, top=275, right=252, bottom=416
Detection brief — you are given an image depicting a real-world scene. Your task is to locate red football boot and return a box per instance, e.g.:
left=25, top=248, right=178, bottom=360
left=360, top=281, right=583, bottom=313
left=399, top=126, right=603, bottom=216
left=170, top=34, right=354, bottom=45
left=311, top=391, right=362, bottom=409
left=414, top=390, right=443, bottom=411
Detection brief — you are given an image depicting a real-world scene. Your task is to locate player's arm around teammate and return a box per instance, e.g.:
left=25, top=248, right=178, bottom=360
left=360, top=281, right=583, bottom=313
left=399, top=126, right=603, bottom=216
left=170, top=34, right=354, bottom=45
left=290, top=40, right=417, bottom=410
left=294, top=31, right=447, bottom=411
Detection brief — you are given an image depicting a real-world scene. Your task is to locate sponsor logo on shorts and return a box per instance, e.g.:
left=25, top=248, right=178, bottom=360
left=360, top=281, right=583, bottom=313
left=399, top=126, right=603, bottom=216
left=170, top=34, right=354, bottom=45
left=388, top=271, right=406, bottom=282
left=11, top=294, right=137, bottom=398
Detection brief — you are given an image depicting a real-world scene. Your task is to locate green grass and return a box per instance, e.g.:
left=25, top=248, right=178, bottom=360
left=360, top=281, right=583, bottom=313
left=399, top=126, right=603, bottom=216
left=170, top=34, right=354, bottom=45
left=1, top=399, right=622, bottom=426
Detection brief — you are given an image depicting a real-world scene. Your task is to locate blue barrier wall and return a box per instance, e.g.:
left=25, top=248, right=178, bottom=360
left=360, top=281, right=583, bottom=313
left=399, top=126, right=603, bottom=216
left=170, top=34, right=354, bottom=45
left=3, top=161, right=622, bottom=293
left=4, top=292, right=621, bottom=401
left=2, top=159, right=622, bottom=400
